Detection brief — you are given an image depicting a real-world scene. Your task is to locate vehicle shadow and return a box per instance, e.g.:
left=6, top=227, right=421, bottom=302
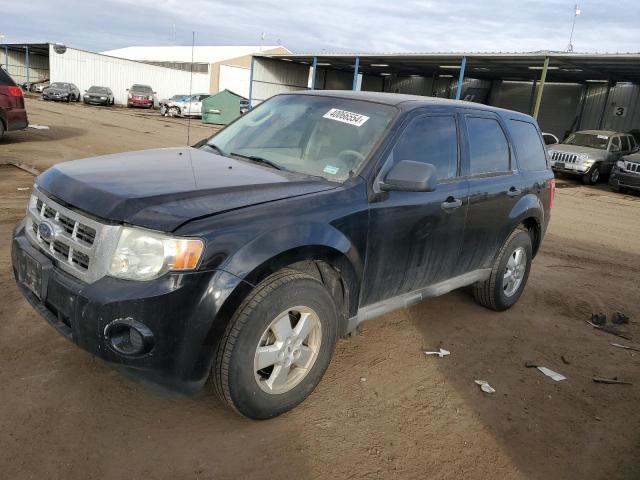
left=404, top=240, right=640, bottom=480
left=1, top=125, right=84, bottom=144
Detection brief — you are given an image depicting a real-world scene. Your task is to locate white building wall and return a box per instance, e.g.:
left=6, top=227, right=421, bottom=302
left=219, top=64, right=250, bottom=98
left=49, top=45, right=210, bottom=105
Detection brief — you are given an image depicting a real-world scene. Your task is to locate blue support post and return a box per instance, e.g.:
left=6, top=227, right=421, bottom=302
left=455, top=56, right=466, bottom=100
left=25, top=46, right=30, bottom=86
left=248, top=56, right=255, bottom=109
left=352, top=57, right=360, bottom=90
left=311, top=57, right=317, bottom=90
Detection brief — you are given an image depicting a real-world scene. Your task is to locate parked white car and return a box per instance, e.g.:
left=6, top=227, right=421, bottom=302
left=161, top=93, right=211, bottom=118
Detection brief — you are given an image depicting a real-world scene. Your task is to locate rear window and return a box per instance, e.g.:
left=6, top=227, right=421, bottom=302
left=508, top=120, right=548, bottom=171
left=132, top=85, right=153, bottom=93
left=466, top=117, right=510, bottom=174
left=0, top=68, right=17, bottom=86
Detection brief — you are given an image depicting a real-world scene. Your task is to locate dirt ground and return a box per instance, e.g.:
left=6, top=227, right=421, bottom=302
left=1, top=98, right=639, bottom=480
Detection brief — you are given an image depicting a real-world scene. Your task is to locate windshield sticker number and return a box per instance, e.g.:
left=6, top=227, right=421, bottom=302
left=323, top=165, right=340, bottom=175
left=323, top=108, right=370, bottom=127
left=597, top=134, right=609, bottom=140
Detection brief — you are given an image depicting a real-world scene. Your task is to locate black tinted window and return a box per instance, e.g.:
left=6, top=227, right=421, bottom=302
left=0, top=68, right=17, bottom=86
left=467, top=117, right=510, bottom=174
left=621, top=136, right=630, bottom=152
left=508, top=120, right=548, bottom=171
left=390, top=115, right=458, bottom=179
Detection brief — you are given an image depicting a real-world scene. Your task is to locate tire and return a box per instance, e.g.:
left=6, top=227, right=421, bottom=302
left=0, top=120, right=5, bottom=141
left=66, top=95, right=71, bottom=103
left=75, top=93, right=80, bottom=102
left=582, top=164, right=600, bottom=185
left=213, top=269, right=338, bottom=419
left=168, top=106, right=180, bottom=117
left=473, top=228, right=533, bottom=311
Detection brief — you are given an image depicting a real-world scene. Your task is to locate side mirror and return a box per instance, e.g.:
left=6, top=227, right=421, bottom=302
left=153, top=91, right=157, bottom=94
left=126, top=88, right=129, bottom=91
left=380, top=160, right=437, bottom=192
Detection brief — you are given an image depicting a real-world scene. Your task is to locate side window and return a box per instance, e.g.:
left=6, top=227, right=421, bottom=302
left=389, top=115, right=458, bottom=180
left=630, top=136, right=638, bottom=151
left=610, top=136, right=621, bottom=151
left=508, top=120, right=548, bottom=171
left=466, top=117, right=510, bottom=174
left=621, top=136, right=630, bottom=152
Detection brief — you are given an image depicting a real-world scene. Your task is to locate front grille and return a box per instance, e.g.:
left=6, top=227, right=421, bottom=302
left=625, top=162, right=640, bottom=174
left=551, top=152, right=578, bottom=164
left=26, top=187, right=122, bottom=284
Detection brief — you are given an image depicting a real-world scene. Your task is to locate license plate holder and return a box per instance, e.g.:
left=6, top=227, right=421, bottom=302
left=555, top=162, right=565, bottom=169
left=19, top=250, right=43, bottom=299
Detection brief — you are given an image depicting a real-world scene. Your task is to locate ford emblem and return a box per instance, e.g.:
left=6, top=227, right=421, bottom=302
left=38, top=222, right=54, bottom=241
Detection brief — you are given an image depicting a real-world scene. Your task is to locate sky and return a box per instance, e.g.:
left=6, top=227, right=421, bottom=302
left=2, top=0, right=639, bottom=54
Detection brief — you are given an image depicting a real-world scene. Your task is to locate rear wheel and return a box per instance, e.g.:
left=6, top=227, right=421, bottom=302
left=473, top=228, right=533, bottom=311
left=0, top=120, right=5, bottom=141
left=582, top=165, right=600, bottom=185
left=213, top=269, right=338, bottom=419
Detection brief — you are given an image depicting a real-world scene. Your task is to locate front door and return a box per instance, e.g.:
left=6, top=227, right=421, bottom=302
left=361, top=113, right=469, bottom=306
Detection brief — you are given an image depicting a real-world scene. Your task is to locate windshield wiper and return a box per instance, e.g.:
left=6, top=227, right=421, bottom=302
left=206, top=142, right=229, bottom=157
left=230, top=152, right=284, bottom=171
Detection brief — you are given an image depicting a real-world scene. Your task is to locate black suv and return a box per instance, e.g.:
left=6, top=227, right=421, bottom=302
left=11, top=91, right=553, bottom=419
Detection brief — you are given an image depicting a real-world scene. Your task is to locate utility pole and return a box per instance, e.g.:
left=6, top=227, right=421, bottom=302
left=567, top=3, right=581, bottom=52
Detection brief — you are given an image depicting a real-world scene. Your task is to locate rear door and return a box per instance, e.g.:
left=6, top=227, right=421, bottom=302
left=457, top=113, right=526, bottom=273
left=361, top=112, right=469, bottom=306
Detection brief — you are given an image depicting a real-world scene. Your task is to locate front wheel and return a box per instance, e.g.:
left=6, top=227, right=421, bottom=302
left=582, top=165, right=600, bottom=185
left=213, top=269, right=338, bottom=419
left=473, top=228, right=533, bottom=311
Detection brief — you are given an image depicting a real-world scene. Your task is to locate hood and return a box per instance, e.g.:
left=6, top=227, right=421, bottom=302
left=623, top=152, right=640, bottom=163
left=550, top=144, right=608, bottom=158
left=36, top=148, right=336, bottom=232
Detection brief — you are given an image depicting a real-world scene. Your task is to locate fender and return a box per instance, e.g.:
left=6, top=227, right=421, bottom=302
left=221, top=220, right=365, bottom=286
left=504, top=191, right=544, bottom=252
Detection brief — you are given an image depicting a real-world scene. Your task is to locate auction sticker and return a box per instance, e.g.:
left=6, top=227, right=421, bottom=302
left=323, top=165, right=340, bottom=175
left=323, top=108, right=369, bottom=127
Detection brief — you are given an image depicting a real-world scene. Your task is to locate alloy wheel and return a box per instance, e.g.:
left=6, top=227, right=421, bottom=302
left=503, top=247, right=527, bottom=297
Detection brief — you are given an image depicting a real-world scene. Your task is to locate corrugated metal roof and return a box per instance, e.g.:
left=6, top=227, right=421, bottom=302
left=101, top=45, right=289, bottom=64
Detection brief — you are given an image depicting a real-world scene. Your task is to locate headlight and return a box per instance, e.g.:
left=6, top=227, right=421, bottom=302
left=84, top=95, right=89, bottom=98
left=108, top=227, right=204, bottom=281
left=616, top=160, right=625, bottom=168
left=148, top=96, right=153, bottom=100
left=100, top=96, right=107, bottom=100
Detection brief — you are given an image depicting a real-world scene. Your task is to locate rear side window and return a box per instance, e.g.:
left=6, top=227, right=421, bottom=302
left=508, top=120, right=548, bottom=171
left=0, top=68, right=17, bottom=86
left=466, top=117, right=510, bottom=174
left=390, top=115, right=458, bottom=180
left=621, top=136, right=630, bottom=152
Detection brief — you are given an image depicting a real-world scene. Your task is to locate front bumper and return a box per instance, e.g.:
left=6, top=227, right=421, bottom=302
left=551, top=163, right=591, bottom=176
left=11, top=222, right=247, bottom=393
left=128, top=97, right=153, bottom=107
left=84, top=97, right=109, bottom=105
left=609, top=170, right=640, bottom=191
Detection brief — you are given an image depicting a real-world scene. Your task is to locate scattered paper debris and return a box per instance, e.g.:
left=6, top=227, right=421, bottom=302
left=474, top=380, right=495, bottom=394
left=593, top=376, right=632, bottom=385
left=17, top=187, right=29, bottom=191
left=537, top=366, right=566, bottom=382
left=359, top=377, right=366, bottom=383
left=424, top=348, right=450, bottom=358
left=28, top=124, right=50, bottom=130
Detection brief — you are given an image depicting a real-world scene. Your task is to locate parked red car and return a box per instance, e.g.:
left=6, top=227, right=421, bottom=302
left=0, top=67, right=28, bottom=140
left=127, top=84, right=156, bottom=109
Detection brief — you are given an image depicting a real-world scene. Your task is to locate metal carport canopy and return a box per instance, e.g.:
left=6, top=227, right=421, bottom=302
left=256, top=51, right=640, bottom=83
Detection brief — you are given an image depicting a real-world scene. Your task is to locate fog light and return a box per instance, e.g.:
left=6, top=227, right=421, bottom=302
left=104, top=318, right=154, bottom=356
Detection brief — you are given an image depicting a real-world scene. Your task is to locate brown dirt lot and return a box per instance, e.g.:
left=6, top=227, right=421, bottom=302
left=1, top=98, right=639, bottom=480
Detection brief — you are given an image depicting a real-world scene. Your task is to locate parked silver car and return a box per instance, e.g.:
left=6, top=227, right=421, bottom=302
left=548, top=130, right=638, bottom=184
left=161, top=93, right=210, bottom=117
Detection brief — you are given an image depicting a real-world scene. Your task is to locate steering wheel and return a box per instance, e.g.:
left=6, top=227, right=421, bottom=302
left=337, top=150, right=365, bottom=163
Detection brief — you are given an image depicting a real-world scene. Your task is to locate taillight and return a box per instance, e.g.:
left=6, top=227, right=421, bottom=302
left=7, top=86, right=23, bottom=97
left=549, top=178, right=555, bottom=209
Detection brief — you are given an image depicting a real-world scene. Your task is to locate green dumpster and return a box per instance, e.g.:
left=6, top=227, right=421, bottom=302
left=201, top=89, right=248, bottom=125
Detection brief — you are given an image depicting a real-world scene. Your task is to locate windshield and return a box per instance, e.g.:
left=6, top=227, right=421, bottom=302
left=88, top=86, right=108, bottom=94
left=50, top=82, right=70, bottom=90
left=132, top=85, right=153, bottom=93
left=204, top=94, right=397, bottom=181
left=172, top=94, right=188, bottom=101
left=563, top=132, right=609, bottom=150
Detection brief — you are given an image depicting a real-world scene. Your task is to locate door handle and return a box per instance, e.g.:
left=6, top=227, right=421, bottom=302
left=441, top=197, right=463, bottom=211
left=507, top=186, right=522, bottom=197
